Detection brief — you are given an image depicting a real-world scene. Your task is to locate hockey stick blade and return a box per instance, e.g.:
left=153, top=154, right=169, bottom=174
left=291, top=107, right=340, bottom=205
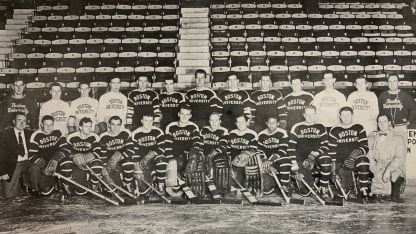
left=230, top=174, right=258, bottom=204
left=271, top=171, right=305, bottom=205
left=205, top=176, right=222, bottom=200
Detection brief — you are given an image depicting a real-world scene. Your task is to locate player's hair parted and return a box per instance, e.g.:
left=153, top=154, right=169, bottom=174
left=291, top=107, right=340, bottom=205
left=304, top=105, right=317, bottom=112
left=41, top=115, right=54, bottom=123
left=354, top=75, right=367, bottom=83
left=376, top=113, right=393, bottom=126
left=13, top=111, right=26, bottom=120
left=235, top=113, right=249, bottom=122
left=339, top=106, right=354, bottom=115
left=179, top=102, right=192, bottom=112
left=13, top=76, right=25, bottom=84
left=108, top=115, right=122, bottom=124
left=49, top=82, right=63, bottom=90
left=194, top=69, right=206, bottom=78
left=79, top=117, right=93, bottom=126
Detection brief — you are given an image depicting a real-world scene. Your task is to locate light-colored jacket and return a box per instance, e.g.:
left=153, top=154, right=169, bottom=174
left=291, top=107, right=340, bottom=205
left=367, top=131, right=406, bottom=195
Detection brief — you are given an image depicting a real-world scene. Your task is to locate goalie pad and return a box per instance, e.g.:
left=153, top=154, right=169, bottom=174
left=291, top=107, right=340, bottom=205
left=344, top=148, right=364, bottom=170
left=212, top=154, right=231, bottom=194
left=186, top=148, right=203, bottom=175
left=244, top=153, right=263, bottom=193
left=185, top=158, right=206, bottom=198
left=166, top=159, right=178, bottom=187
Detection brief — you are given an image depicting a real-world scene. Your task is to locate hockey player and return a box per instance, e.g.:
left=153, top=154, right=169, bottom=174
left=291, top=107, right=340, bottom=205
left=200, top=112, right=230, bottom=195
left=39, top=83, right=71, bottom=136
left=68, top=82, right=98, bottom=133
left=368, top=113, right=406, bottom=203
left=65, top=117, right=103, bottom=195
left=347, top=76, right=379, bottom=136
left=312, top=72, right=347, bottom=130
left=218, top=73, right=253, bottom=130
left=126, top=76, right=161, bottom=130
left=251, top=75, right=287, bottom=132
left=124, top=113, right=167, bottom=195
left=283, top=76, right=314, bottom=132
left=185, top=69, right=220, bottom=128
left=98, top=115, right=131, bottom=188
left=158, top=78, right=185, bottom=130
left=28, top=115, right=73, bottom=196
left=96, top=77, right=128, bottom=134
left=288, top=105, right=331, bottom=198
left=328, top=106, right=370, bottom=200
left=0, top=77, right=38, bottom=130
left=257, top=116, right=291, bottom=195
left=164, top=103, right=204, bottom=197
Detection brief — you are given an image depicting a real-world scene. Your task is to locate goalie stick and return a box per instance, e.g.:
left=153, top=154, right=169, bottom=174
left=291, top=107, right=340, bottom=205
left=271, top=171, right=305, bottom=205
left=300, top=178, right=343, bottom=206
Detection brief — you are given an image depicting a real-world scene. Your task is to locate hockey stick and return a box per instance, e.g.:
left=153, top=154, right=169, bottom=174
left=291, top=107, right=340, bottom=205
left=108, top=181, right=138, bottom=199
left=301, top=178, right=343, bottom=206
left=271, top=171, right=305, bottom=205
left=86, top=166, right=125, bottom=203
left=334, top=177, right=348, bottom=200
left=54, top=172, right=119, bottom=206
left=205, top=175, right=222, bottom=200
left=138, top=178, right=171, bottom=204
left=350, top=171, right=368, bottom=204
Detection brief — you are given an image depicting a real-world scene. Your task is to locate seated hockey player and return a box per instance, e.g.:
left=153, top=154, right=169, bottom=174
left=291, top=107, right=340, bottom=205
left=124, top=113, right=167, bottom=196
left=328, top=106, right=370, bottom=201
left=165, top=103, right=204, bottom=197
left=288, top=105, right=331, bottom=199
left=98, top=115, right=131, bottom=189
left=368, top=113, right=406, bottom=203
left=28, top=115, right=73, bottom=197
left=201, top=112, right=231, bottom=195
left=65, top=117, right=103, bottom=195
left=257, top=115, right=291, bottom=196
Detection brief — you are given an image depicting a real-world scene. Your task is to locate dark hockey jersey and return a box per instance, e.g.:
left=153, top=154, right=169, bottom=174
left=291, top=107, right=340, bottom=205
left=158, top=92, right=185, bottom=129
left=185, top=88, right=221, bottom=122
left=200, top=126, right=229, bottom=155
left=257, top=128, right=288, bottom=162
left=125, top=126, right=165, bottom=160
left=328, top=124, right=369, bottom=162
left=165, top=121, right=203, bottom=159
left=283, top=91, right=314, bottom=131
left=29, top=129, right=70, bottom=162
left=65, top=132, right=100, bottom=158
left=219, top=128, right=258, bottom=159
left=0, top=95, right=38, bottom=130
left=127, top=89, right=161, bottom=127
left=251, top=89, right=287, bottom=128
left=288, top=122, right=329, bottom=161
left=99, top=129, right=131, bottom=160
left=218, top=89, right=253, bottom=129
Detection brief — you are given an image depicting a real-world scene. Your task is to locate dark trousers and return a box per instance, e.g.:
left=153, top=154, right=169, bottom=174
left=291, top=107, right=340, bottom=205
left=0, top=161, right=31, bottom=198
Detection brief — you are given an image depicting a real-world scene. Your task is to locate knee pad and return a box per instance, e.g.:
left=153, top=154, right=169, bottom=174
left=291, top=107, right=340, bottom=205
left=59, top=158, right=73, bottom=177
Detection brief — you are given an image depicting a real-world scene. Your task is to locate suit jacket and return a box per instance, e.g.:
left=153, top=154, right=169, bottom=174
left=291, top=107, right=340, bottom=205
left=0, top=128, right=32, bottom=181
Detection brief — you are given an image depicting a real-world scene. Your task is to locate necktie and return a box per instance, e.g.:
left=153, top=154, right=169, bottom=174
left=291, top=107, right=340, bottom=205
left=18, top=132, right=25, bottom=156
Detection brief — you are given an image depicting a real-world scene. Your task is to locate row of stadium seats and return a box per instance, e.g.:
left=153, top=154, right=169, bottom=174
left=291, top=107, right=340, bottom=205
left=318, top=2, right=405, bottom=14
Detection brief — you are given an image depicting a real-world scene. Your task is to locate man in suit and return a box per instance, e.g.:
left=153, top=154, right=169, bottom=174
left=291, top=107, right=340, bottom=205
left=0, top=112, right=32, bottom=199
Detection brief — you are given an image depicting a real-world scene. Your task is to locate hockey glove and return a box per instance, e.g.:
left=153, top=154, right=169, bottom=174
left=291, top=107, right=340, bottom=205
left=231, top=150, right=253, bottom=167
left=44, top=159, right=58, bottom=176
left=0, top=174, right=10, bottom=181
left=34, top=157, right=47, bottom=169
left=73, top=153, right=87, bottom=169
left=343, top=148, right=363, bottom=170
left=140, top=151, right=156, bottom=169
left=302, top=151, right=319, bottom=170
left=108, top=151, right=123, bottom=171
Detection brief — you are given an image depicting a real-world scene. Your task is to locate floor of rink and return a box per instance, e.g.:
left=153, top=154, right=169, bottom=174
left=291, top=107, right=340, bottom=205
left=1, top=180, right=416, bottom=234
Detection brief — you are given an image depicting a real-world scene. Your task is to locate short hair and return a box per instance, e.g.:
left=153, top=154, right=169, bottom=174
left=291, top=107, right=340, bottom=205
left=194, top=69, right=206, bottom=78
left=13, top=111, right=26, bottom=120
left=142, top=112, right=154, bottom=119
left=41, top=115, right=54, bottom=123
left=79, top=117, right=92, bottom=126
left=179, top=102, right=192, bottom=113
left=290, top=76, right=302, bottom=83
left=137, top=75, right=149, bottom=82
left=164, top=77, right=177, bottom=83
left=235, top=113, right=249, bottom=122
left=304, top=105, right=317, bottom=112
left=377, top=113, right=392, bottom=124
left=354, top=76, right=367, bottom=83
left=12, top=76, right=25, bottom=84
left=339, top=106, right=353, bottom=115
left=387, top=74, right=399, bottom=81
left=323, top=71, right=334, bottom=79
left=108, top=115, right=122, bottom=124
left=49, top=82, right=62, bottom=90
left=266, top=115, right=278, bottom=122
left=209, top=111, right=222, bottom=118
left=227, top=73, right=239, bottom=81
left=78, top=81, right=90, bottom=88
left=108, top=77, right=121, bottom=83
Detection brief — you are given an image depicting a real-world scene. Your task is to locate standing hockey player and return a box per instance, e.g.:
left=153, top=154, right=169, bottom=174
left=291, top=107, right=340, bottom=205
left=28, top=115, right=73, bottom=196
left=251, top=75, right=287, bottom=132
left=312, top=72, right=347, bottom=130
left=328, top=106, right=370, bottom=200
left=158, top=78, right=185, bottom=130
left=65, top=117, right=103, bottom=195
left=347, top=76, right=379, bottom=136
left=124, top=113, right=167, bottom=196
left=257, top=116, right=291, bottom=195
left=96, top=77, right=128, bottom=134
left=288, top=105, right=331, bottom=198
left=39, top=83, right=71, bottom=136
left=68, top=82, right=98, bottom=133
left=218, top=73, right=253, bottom=130
left=127, top=76, right=161, bottom=130
left=284, top=76, right=314, bottom=132
left=185, top=69, right=220, bottom=128
left=200, top=112, right=230, bottom=195
left=164, top=103, right=204, bottom=197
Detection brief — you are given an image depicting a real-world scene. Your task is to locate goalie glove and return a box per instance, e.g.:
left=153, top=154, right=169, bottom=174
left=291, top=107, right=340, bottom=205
left=343, top=148, right=363, bottom=170
left=33, top=157, right=47, bottom=169
left=231, top=150, right=253, bottom=167
left=140, top=151, right=156, bottom=169
left=44, top=159, right=58, bottom=176
left=108, top=151, right=123, bottom=171
left=302, top=151, right=319, bottom=170
left=291, top=160, right=299, bottom=172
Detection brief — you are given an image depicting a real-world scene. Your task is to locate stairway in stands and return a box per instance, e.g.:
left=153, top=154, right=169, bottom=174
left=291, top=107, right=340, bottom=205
left=176, top=8, right=210, bottom=88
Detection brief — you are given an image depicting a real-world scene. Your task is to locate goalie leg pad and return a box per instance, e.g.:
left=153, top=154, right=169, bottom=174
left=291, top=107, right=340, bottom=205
left=263, top=174, right=276, bottom=195
left=317, top=155, right=332, bottom=186
left=275, top=157, right=291, bottom=186
left=356, top=155, right=370, bottom=190
left=214, top=167, right=231, bottom=195
left=175, top=154, right=188, bottom=176
left=212, top=154, right=230, bottom=168
left=245, top=154, right=262, bottom=191
left=186, top=171, right=205, bottom=198
left=87, top=158, right=103, bottom=185
left=154, top=154, right=168, bottom=184
left=166, top=159, right=178, bottom=187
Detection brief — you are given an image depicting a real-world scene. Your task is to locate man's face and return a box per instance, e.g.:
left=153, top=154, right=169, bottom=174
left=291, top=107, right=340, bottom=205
left=195, top=73, right=206, bottom=88
left=110, top=78, right=121, bottom=92
left=227, top=75, right=239, bottom=89
left=12, top=80, right=25, bottom=96
left=13, top=114, right=27, bottom=131
left=323, top=73, right=335, bottom=89
left=138, top=76, right=148, bottom=90
left=340, top=110, right=353, bottom=125
left=178, top=108, right=192, bottom=124
left=291, top=79, right=302, bottom=92
left=50, top=85, right=62, bottom=100
left=209, top=113, right=221, bottom=129
left=164, top=80, right=175, bottom=93
left=260, top=76, right=271, bottom=90
left=266, top=117, right=278, bottom=132
left=355, top=78, right=367, bottom=92
left=304, top=108, right=316, bottom=124
left=141, top=116, right=154, bottom=130
left=80, top=122, right=93, bottom=136
left=378, top=115, right=390, bottom=132
left=78, top=84, right=90, bottom=98
left=108, top=119, right=122, bottom=135
left=42, top=119, right=55, bottom=134
left=388, top=76, right=399, bottom=92
left=235, top=116, right=248, bottom=131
